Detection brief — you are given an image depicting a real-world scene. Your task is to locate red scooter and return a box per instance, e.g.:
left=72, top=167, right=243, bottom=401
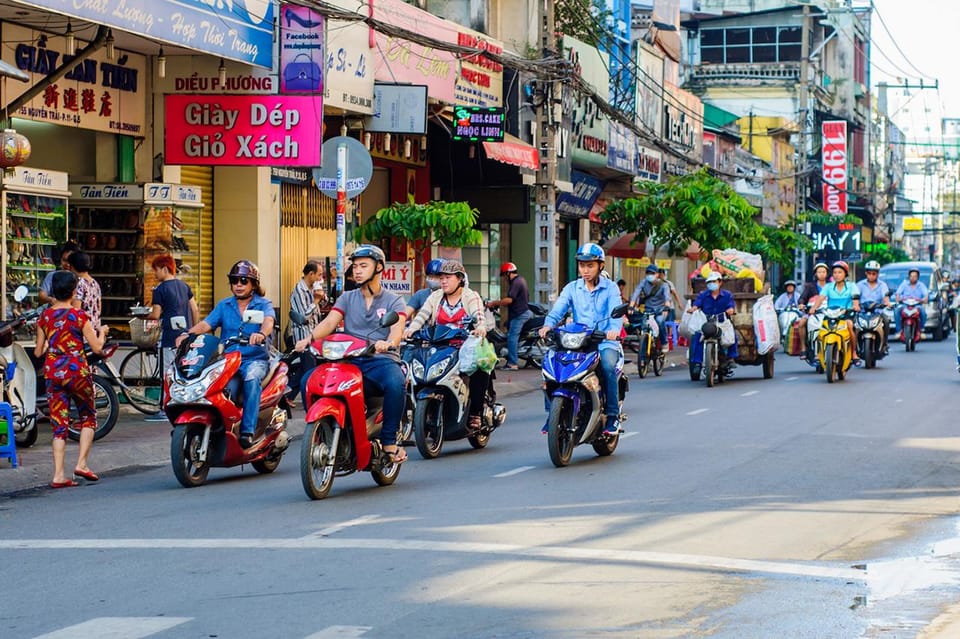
left=166, top=311, right=292, bottom=487
left=899, top=298, right=923, bottom=352
left=300, top=311, right=404, bottom=500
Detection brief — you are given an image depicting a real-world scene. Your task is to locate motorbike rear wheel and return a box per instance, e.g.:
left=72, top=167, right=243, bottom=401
left=547, top=397, right=575, bottom=468
left=301, top=419, right=337, bottom=500
left=170, top=424, right=210, bottom=487
left=825, top=343, right=838, bottom=383
left=67, top=375, right=119, bottom=442
left=414, top=397, right=444, bottom=459
left=762, top=352, right=775, bottom=379
left=591, top=429, right=619, bottom=456
left=251, top=456, right=281, bottom=474
left=688, top=361, right=701, bottom=382
left=371, top=447, right=402, bottom=487
left=467, top=431, right=490, bottom=449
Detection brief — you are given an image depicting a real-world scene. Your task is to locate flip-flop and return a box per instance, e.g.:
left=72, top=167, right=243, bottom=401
left=74, top=469, right=99, bottom=481
left=385, top=447, right=408, bottom=464
left=50, top=479, right=79, bottom=489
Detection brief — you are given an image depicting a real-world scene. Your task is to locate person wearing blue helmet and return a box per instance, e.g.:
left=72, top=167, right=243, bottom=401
left=538, top=242, right=624, bottom=436
left=406, top=258, right=444, bottom=319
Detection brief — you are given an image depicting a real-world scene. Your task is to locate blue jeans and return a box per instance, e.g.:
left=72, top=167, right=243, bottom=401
left=506, top=310, right=532, bottom=366
left=226, top=359, right=269, bottom=436
left=894, top=305, right=927, bottom=334
left=353, top=356, right=405, bottom=446
left=651, top=312, right=668, bottom=346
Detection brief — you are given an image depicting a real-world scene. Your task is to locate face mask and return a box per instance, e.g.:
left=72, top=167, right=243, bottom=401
left=427, top=278, right=440, bottom=290
left=707, top=282, right=720, bottom=292
left=646, top=274, right=657, bottom=283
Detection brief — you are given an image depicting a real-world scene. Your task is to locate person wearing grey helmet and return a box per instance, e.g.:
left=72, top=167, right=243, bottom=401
left=774, top=280, right=801, bottom=311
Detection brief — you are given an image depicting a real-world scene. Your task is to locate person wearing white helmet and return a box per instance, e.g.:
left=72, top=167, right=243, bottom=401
left=857, top=260, right=892, bottom=352
left=774, top=280, right=801, bottom=311
left=686, top=271, right=739, bottom=374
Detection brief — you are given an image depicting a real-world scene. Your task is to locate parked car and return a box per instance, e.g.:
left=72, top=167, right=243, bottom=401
left=878, top=261, right=952, bottom=341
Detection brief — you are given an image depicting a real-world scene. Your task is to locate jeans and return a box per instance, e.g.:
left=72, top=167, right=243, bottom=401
left=506, top=310, right=532, bottom=366
left=353, top=356, right=405, bottom=446
left=894, top=305, right=927, bottom=335
left=652, top=312, right=668, bottom=346
left=226, top=359, right=269, bottom=436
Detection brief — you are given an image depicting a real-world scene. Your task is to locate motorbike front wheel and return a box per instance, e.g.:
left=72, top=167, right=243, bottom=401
left=547, top=396, right=576, bottom=468
left=863, top=336, right=876, bottom=369
left=637, top=333, right=651, bottom=378
left=67, top=375, right=119, bottom=442
left=704, top=341, right=718, bottom=388
left=414, top=397, right=445, bottom=459
left=170, top=424, right=210, bottom=487
left=301, top=419, right=337, bottom=500
left=904, top=323, right=915, bottom=351
left=825, top=343, right=838, bottom=383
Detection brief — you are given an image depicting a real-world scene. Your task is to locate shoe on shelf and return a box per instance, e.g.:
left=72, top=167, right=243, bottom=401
left=603, top=418, right=621, bottom=436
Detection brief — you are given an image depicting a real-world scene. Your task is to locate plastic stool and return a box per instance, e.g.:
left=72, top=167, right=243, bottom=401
left=0, top=401, right=17, bottom=468
left=664, top=321, right=679, bottom=350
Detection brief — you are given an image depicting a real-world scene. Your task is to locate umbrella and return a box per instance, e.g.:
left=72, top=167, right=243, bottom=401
left=603, top=233, right=650, bottom=259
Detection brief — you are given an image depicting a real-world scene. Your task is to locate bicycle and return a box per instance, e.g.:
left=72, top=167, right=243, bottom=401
left=110, top=309, right=163, bottom=415
left=628, top=308, right=665, bottom=379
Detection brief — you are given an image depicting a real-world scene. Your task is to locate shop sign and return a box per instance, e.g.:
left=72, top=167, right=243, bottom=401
left=3, top=24, right=145, bottom=136
left=1, top=166, right=69, bottom=193
left=174, top=185, right=202, bottom=206
left=662, top=81, right=703, bottom=159
left=270, top=167, right=312, bottom=185
left=366, top=84, right=428, bottom=134
left=635, top=41, right=664, bottom=137
left=821, top=120, right=848, bottom=216
left=903, top=217, right=923, bottom=231
left=279, top=5, right=323, bottom=95
left=12, top=0, right=274, bottom=68
left=556, top=170, right=603, bottom=218
left=607, top=122, right=636, bottom=174
left=562, top=36, right=609, bottom=169
left=161, top=57, right=275, bottom=94
left=71, top=183, right=144, bottom=201
left=367, top=132, right=427, bottom=167
left=808, top=222, right=862, bottom=262
left=381, top=261, right=413, bottom=295
left=324, top=0, right=374, bottom=113
left=372, top=0, right=502, bottom=106
left=164, top=94, right=324, bottom=167
left=637, top=144, right=661, bottom=182
left=452, top=106, right=504, bottom=142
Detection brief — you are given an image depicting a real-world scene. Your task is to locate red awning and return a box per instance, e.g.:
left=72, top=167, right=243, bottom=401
left=482, top=134, right=539, bottom=171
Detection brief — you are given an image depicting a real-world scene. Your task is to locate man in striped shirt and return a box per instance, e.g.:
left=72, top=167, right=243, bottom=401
left=290, top=261, right=323, bottom=343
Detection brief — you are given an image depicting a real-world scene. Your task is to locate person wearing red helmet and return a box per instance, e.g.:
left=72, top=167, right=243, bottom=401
left=821, top=260, right=862, bottom=367
left=486, top=262, right=530, bottom=370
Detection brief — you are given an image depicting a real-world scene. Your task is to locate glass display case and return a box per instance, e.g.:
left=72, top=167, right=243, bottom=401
left=2, top=167, right=70, bottom=318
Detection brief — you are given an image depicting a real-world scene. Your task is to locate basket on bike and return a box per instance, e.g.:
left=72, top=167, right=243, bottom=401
left=129, top=318, right=161, bottom=348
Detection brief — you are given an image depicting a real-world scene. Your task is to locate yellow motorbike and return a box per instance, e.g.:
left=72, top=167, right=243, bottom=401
left=816, top=307, right=853, bottom=383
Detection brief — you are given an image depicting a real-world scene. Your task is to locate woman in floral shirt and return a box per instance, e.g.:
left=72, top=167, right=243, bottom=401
left=35, top=271, right=107, bottom=488
left=68, top=250, right=102, bottom=329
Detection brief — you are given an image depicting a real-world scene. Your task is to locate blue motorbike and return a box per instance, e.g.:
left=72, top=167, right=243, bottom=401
left=541, top=304, right=629, bottom=467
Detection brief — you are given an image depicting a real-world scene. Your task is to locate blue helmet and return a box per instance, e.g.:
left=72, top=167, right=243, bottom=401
left=576, top=242, right=605, bottom=263
left=425, top=258, right=444, bottom=277
left=645, top=264, right=659, bottom=274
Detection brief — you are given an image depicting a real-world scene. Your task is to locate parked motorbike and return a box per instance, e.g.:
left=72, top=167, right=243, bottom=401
left=541, top=303, right=629, bottom=468
left=817, top=307, right=853, bottom=383
left=300, top=311, right=406, bottom=500
left=167, top=309, right=292, bottom=488
left=899, top=298, right=923, bottom=352
left=855, top=301, right=888, bottom=368
left=406, top=322, right=506, bottom=459
left=626, top=308, right=664, bottom=378
left=485, top=302, right=548, bottom=368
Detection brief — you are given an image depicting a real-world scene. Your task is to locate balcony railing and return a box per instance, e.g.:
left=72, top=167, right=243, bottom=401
left=688, top=62, right=801, bottom=83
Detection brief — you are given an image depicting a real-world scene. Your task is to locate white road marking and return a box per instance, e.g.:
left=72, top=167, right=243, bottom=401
left=620, top=431, right=638, bottom=439
left=740, top=390, right=759, bottom=397
left=786, top=376, right=798, bottom=381
left=0, top=537, right=865, bottom=583
left=304, top=626, right=372, bottom=639
left=305, top=514, right=381, bottom=539
left=896, top=398, right=903, bottom=403
left=493, top=466, right=535, bottom=478
left=30, top=617, right=191, bottom=639
left=686, top=408, right=709, bottom=416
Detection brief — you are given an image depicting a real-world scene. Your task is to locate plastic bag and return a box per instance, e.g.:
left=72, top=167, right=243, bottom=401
left=752, top=294, right=781, bottom=355
left=646, top=314, right=660, bottom=338
left=679, top=305, right=706, bottom=339
left=719, top=318, right=736, bottom=347
left=459, top=335, right=480, bottom=374
left=475, top=337, right=498, bottom=373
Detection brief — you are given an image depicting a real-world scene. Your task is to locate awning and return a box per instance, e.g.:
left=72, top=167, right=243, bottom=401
left=482, top=134, right=539, bottom=171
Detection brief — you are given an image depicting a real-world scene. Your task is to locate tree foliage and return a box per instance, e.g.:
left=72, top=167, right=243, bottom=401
left=864, top=243, right=910, bottom=265
left=554, top=0, right=613, bottom=47
left=356, top=199, right=483, bottom=248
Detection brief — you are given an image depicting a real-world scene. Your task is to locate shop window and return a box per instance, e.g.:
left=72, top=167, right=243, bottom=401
left=702, top=47, right=724, bottom=64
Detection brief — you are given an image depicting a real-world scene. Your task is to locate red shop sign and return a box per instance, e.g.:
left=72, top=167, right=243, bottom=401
left=164, top=94, right=324, bottom=167
left=821, top=120, right=847, bottom=216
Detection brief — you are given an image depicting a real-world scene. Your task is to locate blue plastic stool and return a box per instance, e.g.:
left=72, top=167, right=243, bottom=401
left=664, top=321, right=679, bottom=350
left=0, top=401, right=17, bottom=468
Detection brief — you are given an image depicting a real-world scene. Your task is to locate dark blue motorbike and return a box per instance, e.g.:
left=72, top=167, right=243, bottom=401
left=541, top=304, right=629, bottom=467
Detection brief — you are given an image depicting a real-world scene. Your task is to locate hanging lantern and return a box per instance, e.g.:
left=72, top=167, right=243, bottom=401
left=0, top=129, right=31, bottom=175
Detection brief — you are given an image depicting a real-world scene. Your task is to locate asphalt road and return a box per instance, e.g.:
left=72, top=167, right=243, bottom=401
left=4, top=338, right=960, bottom=638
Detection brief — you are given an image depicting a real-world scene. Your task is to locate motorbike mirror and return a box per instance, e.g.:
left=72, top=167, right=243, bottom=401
left=380, top=311, right=400, bottom=328
left=289, top=309, right=308, bottom=326
left=610, top=303, right=630, bottom=319
left=242, top=309, right=265, bottom=325
left=12, top=285, right=28, bottom=302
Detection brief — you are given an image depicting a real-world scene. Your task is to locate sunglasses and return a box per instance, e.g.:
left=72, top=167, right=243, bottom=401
left=229, top=276, right=252, bottom=286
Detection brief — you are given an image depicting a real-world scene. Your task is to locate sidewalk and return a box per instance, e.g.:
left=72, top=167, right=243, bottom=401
left=0, top=349, right=689, bottom=496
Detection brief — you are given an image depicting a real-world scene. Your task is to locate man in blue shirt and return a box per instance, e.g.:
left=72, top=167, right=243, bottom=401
left=894, top=268, right=928, bottom=338
left=630, top=263, right=670, bottom=352
left=538, top=243, right=623, bottom=436
left=774, top=280, right=801, bottom=311
left=857, top=260, right=891, bottom=352
left=686, top=271, right=738, bottom=372
left=179, top=260, right=275, bottom=449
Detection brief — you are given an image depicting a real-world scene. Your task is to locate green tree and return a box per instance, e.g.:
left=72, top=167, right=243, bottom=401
left=356, top=199, right=483, bottom=248
left=555, top=0, right=613, bottom=47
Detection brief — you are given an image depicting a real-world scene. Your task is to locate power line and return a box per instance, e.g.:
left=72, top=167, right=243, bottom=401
left=869, top=0, right=935, bottom=81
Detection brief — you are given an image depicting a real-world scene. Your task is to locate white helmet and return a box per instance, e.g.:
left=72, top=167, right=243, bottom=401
left=864, top=260, right=881, bottom=272
left=705, top=271, right=722, bottom=283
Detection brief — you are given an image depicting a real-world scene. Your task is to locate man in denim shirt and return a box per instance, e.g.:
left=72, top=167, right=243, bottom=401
left=539, top=243, right=623, bottom=436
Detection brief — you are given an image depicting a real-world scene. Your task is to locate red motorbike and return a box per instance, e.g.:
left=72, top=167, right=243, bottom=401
left=899, top=298, right=923, bottom=352
left=300, top=311, right=404, bottom=500
left=166, top=320, right=292, bottom=488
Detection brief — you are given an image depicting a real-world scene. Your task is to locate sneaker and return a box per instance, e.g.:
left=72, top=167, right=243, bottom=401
left=239, top=433, right=256, bottom=449
left=661, top=344, right=670, bottom=354
left=603, top=418, right=621, bottom=436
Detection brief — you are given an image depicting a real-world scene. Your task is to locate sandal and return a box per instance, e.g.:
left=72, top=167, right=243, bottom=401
left=384, top=446, right=407, bottom=464
left=468, top=415, right=482, bottom=431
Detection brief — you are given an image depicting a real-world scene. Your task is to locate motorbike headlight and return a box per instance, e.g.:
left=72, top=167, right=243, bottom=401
left=559, top=332, right=588, bottom=350
left=322, top=340, right=354, bottom=360
left=411, top=359, right=425, bottom=381
left=426, top=356, right=454, bottom=381
left=168, top=361, right=225, bottom=403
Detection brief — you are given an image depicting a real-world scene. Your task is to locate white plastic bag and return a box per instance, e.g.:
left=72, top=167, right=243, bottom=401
left=458, top=335, right=480, bottom=374
left=719, top=318, right=736, bottom=347
left=680, top=307, right=706, bottom=339
left=646, top=314, right=660, bottom=338
left=753, top=294, right=781, bottom=355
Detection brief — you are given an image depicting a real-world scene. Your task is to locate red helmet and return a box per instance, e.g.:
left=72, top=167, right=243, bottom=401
left=831, top=260, right=849, bottom=275
left=500, top=262, right=518, bottom=275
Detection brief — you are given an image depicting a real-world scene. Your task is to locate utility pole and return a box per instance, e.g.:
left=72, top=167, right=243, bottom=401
left=794, top=3, right=810, bottom=282
left=534, top=0, right=558, bottom=305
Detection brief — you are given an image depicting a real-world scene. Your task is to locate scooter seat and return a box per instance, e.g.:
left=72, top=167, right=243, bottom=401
left=521, top=315, right=544, bottom=333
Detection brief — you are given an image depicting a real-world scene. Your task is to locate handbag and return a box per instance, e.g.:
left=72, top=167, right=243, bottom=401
left=283, top=53, right=322, bottom=92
